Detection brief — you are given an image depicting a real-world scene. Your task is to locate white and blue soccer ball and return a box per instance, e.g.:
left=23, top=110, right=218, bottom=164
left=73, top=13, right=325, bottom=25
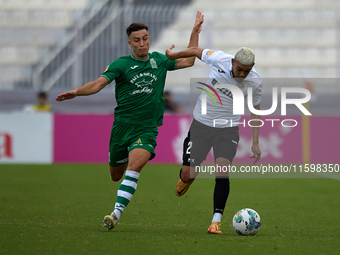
left=232, top=208, right=261, bottom=236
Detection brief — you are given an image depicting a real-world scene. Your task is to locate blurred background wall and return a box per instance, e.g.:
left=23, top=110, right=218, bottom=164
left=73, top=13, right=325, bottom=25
left=0, top=0, right=340, bottom=114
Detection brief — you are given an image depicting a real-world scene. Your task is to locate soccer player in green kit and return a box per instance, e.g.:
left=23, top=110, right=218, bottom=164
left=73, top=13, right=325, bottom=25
left=55, top=11, right=204, bottom=231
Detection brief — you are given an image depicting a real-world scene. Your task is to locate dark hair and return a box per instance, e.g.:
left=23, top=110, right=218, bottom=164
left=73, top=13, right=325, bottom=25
left=38, top=91, right=47, bottom=99
left=126, top=23, right=149, bottom=37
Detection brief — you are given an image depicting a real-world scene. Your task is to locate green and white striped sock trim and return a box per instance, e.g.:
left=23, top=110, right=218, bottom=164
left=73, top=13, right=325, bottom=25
left=113, top=170, right=140, bottom=220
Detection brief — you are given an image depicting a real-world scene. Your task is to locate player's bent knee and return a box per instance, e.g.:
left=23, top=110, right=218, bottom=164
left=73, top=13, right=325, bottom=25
left=110, top=173, right=123, bottom=182
left=109, top=165, right=126, bottom=182
left=216, top=157, right=231, bottom=169
left=127, top=149, right=151, bottom=172
left=127, top=162, right=144, bottom=172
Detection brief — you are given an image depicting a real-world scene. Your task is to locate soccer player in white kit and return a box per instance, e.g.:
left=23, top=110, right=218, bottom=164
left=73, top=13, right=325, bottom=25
left=166, top=46, right=262, bottom=234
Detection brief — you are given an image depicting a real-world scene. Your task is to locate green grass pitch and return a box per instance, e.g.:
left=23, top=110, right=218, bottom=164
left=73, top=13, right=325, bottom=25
left=0, top=164, right=339, bottom=255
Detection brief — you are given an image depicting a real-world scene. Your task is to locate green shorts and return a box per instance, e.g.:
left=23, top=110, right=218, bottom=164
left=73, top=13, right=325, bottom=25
left=109, top=121, right=158, bottom=167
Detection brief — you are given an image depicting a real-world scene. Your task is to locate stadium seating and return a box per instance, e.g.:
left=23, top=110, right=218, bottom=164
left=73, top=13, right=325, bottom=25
left=1, top=0, right=340, bottom=106
left=0, top=10, right=75, bottom=28
left=190, top=0, right=340, bottom=11
left=0, top=29, right=65, bottom=47
left=0, top=0, right=88, bottom=10
left=0, top=0, right=97, bottom=89
left=150, top=0, right=340, bottom=92
left=0, top=47, right=42, bottom=65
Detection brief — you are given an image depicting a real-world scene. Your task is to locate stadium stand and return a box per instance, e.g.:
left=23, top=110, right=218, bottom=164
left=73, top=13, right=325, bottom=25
left=0, top=0, right=340, bottom=113
left=150, top=0, right=340, bottom=93
left=0, top=0, right=104, bottom=90
left=0, top=0, right=89, bottom=10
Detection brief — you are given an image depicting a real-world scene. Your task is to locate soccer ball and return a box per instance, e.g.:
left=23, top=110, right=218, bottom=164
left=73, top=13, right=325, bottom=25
left=232, top=208, right=261, bottom=236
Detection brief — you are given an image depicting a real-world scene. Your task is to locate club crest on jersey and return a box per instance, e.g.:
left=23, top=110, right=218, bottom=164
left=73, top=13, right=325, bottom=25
left=206, top=50, right=215, bottom=56
left=150, top=58, right=157, bottom=69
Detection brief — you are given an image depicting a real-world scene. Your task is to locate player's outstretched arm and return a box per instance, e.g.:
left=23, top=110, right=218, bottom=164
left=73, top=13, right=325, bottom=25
left=55, top=77, right=109, bottom=101
left=174, top=11, right=204, bottom=69
left=249, top=104, right=262, bottom=164
left=166, top=46, right=204, bottom=61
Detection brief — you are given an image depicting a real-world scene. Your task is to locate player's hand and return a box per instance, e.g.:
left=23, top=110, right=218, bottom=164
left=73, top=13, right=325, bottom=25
left=55, top=90, right=77, bottom=101
left=193, top=11, right=204, bottom=33
left=249, top=143, right=261, bottom=164
left=165, top=44, right=176, bottom=60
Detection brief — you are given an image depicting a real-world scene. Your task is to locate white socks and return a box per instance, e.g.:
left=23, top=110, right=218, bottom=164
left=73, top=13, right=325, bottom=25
left=212, top=213, right=222, bottom=223
left=112, top=170, right=140, bottom=221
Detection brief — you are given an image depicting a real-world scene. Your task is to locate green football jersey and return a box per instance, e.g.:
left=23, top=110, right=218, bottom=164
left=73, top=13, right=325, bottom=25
left=101, top=52, right=177, bottom=127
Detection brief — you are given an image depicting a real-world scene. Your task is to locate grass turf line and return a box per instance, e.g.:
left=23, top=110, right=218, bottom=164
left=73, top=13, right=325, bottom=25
left=0, top=164, right=339, bottom=255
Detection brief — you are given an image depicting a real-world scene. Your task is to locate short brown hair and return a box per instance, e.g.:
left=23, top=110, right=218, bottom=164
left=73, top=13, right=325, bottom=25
left=126, top=23, right=149, bottom=37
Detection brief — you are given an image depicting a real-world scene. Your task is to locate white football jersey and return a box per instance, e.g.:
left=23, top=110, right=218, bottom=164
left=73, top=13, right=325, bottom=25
left=193, top=49, right=262, bottom=128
